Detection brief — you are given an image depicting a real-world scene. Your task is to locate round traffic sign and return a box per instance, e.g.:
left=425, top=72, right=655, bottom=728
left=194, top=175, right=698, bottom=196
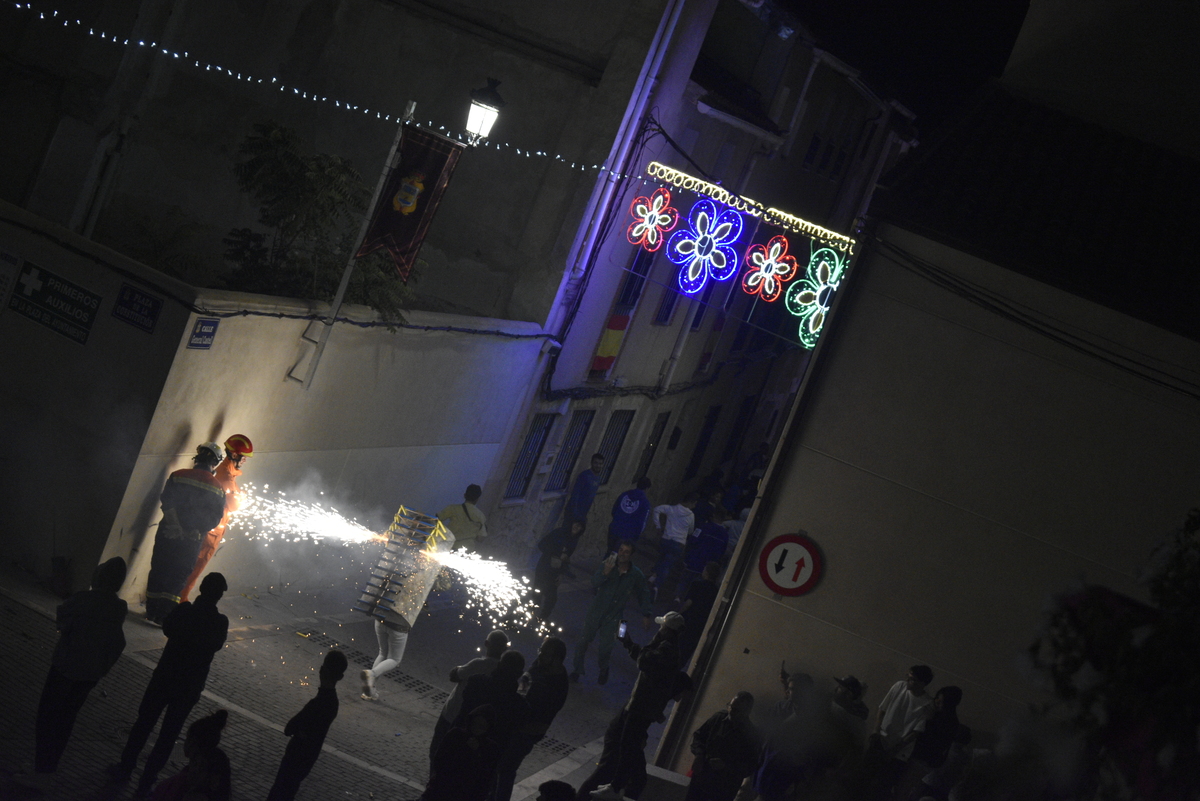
left=758, top=533, right=823, bottom=596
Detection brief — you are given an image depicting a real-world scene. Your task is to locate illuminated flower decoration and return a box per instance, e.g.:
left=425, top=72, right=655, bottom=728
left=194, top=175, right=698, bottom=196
left=666, top=199, right=744, bottom=294
left=626, top=188, right=678, bottom=252
left=785, top=247, right=848, bottom=349
left=741, top=235, right=798, bottom=302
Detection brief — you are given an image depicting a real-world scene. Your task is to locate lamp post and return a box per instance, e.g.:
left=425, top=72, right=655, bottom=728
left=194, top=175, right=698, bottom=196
left=466, top=79, right=505, bottom=145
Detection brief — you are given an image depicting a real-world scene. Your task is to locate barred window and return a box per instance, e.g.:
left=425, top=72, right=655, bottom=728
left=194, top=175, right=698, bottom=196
left=545, top=410, right=596, bottom=492
left=596, top=410, right=636, bottom=484
left=504, top=413, right=555, bottom=499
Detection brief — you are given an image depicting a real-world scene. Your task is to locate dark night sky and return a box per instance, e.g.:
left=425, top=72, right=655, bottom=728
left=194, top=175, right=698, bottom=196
left=786, top=0, right=1030, bottom=132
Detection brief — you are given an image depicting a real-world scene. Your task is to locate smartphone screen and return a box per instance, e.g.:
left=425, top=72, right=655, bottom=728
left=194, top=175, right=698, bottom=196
left=618, top=620, right=628, bottom=638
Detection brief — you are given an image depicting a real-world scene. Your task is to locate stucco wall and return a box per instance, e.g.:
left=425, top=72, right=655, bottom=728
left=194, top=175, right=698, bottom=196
left=0, top=201, right=196, bottom=591
left=666, top=223, right=1200, bottom=758
left=102, top=292, right=547, bottom=600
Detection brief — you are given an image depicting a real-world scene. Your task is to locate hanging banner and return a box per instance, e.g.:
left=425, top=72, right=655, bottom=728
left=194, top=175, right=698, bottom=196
left=355, top=127, right=466, bottom=282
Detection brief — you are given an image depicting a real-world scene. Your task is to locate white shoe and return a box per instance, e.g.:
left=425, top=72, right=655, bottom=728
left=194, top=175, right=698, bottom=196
left=360, top=669, right=376, bottom=698
left=590, top=784, right=625, bottom=800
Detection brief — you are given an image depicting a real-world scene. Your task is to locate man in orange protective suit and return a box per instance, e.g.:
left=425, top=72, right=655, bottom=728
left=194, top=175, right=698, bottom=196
left=180, top=434, right=253, bottom=603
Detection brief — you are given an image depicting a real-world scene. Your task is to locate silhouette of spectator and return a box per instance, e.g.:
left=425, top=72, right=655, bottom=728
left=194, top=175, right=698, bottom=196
left=537, top=779, right=576, bottom=801
left=607, top=476, right=653, bottom=555
left=533, top=522, right=582, bottom=621
left=424, top=704, right=502, bottom=801
left=560, top=453, right=605, bottom=578
left=457, top=650, right=530, bottom=744
left=586, top=612, right=684, bottom=801
left=430, top=630, right=509, bottom=768
left=570, top=541, right=653, bottom=686
left=109, top=571, right=230, bottom=795
left=492, top=637, right=570, bottom=801
left=677, top=561, right=721, bottom=664
left=909, top=686, right=963, bottom=771
left=148, top=709, right=231, bottom=801
left=578, top=670, right=692, bottom=801
left=678, top=511, right=728, bottom=599
left=14, top=557, right=128, bottom=793
left=267, top=650, right=348, bottom=801
left=907, top=724, right=971, bottom=801
left=828, top=675, right=870, bottom=751
left=686, top=692, right=761, bottom=801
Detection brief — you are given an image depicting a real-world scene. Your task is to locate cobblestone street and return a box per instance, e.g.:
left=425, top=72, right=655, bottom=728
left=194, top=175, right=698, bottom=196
left=0, top=542, right=684, bottom=801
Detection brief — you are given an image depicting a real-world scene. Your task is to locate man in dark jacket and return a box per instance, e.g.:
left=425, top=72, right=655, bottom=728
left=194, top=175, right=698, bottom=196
left=109, top=571, right=229, bottom=795
left=14, top=557, right=128, bottom=793
left=456, top=650, right=531, bottom=744
left=583, top=612, right=684, bottom=801
left=491, top=637, right=570, bottom=801
left=686, top=692, right=761, bottom=801
left=145, top=442, right=227, bottom=623
left=268, top=650, right=349, bottom=800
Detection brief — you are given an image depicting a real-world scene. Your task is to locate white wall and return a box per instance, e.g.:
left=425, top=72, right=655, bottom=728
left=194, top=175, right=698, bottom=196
left=103, top=292, right=547, bottom=600
left=0, top=202, right=195, bottom=591
left=667, top=223, right=1200, bottom=756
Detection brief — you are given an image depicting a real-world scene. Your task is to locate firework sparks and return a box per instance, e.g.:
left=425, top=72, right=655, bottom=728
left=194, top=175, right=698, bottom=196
left=229, top=483, right=553, bottom=634
left=228, top=482, right=380, bottom=544
left=431, top=549, right=556, bottom=636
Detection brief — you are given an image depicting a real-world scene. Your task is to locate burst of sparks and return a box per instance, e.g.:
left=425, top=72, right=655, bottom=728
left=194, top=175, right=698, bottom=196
left=431, top=550, right=556, bottom=636
left=227, top=483, right=554, bottom=634
left=228, top=482, right=381, bottom=544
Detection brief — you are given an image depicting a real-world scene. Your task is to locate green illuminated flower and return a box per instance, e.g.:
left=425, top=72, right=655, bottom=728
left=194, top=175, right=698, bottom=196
left=784, top=247, right=847, bottom=349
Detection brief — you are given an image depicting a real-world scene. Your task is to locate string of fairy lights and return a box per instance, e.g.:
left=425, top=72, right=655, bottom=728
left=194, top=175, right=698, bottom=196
left=11, top=1, right=640, bottom=178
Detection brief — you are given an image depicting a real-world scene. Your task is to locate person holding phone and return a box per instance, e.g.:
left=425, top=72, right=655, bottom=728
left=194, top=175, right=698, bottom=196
left=570, top=541, right=653, bottom=686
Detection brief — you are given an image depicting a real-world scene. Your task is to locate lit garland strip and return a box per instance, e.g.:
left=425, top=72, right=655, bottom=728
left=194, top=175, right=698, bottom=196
left=645, top=161, right=856, bottom=253
left=12, top=2, right=637, bottom=178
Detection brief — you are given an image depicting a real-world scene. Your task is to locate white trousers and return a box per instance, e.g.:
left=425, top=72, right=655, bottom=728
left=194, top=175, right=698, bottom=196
left=369, top=619, right=409, bottom=678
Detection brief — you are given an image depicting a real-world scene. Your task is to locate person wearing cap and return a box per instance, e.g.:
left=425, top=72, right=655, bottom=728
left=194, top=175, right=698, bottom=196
left=586, top=612, right=684, bottom=801
left=110, top=572, right=230, bottom=796
left=829, top=675, right=869, bottom=754
left=13, top=557, right=129, bottom=793
left=144, top=442, right=228, bottom=623
left=180, top=434, right=253, bottom=603
left=438, top=483, right=489, bottom=552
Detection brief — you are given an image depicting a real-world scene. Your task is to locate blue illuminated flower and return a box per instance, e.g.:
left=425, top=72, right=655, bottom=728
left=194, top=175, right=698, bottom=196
left=784, top=247, right=847, bottom=349
left=666, top=199, right=744, bottom=295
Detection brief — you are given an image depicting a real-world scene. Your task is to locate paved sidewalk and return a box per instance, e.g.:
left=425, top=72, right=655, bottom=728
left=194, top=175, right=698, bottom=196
left=0, top=539, right=689, bottom=800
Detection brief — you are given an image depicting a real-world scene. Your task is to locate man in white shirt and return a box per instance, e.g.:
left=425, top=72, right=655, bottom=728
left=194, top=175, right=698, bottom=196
left=649, top=494, right=696, bottom=596
left=871, top=664, right=934, bottom=796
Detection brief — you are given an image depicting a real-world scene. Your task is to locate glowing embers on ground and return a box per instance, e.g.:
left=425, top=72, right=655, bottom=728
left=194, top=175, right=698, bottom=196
left=228, top=482, right=380, bottom=544
left=431, top=549, right=557, bottom=636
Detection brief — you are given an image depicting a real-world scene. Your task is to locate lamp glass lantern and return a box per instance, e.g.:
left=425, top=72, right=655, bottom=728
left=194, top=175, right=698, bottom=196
left=466, top=79, right=505, bottom=145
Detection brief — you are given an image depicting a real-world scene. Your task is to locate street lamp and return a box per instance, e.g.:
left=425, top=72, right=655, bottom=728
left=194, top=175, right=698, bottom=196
left=466, top=79, right=505, bottom=145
